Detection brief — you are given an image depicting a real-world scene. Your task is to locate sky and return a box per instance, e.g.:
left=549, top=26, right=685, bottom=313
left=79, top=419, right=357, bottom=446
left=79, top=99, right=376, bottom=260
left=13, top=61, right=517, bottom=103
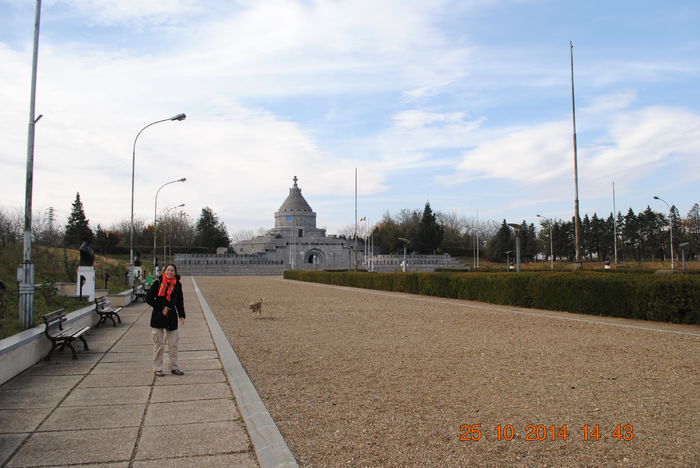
left=1, top=0, right=699, bottom=238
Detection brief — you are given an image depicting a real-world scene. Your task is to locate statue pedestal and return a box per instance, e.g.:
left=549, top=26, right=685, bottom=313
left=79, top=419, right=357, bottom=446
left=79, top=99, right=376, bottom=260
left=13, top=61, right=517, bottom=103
left=77, top=266, right=96, bottom=301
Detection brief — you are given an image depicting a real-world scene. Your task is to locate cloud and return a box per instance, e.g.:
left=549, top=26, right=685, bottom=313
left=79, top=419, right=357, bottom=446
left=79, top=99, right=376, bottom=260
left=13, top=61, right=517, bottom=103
left=45, top=0, right=215, bottom=27
left=443, top=104, right=700, bottom=206
left=581, top=90, right=637, bottom=115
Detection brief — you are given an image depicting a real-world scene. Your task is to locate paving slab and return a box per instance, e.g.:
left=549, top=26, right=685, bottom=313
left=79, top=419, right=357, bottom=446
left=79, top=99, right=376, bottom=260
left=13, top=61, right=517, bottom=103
left=1, top=374, right=83, bottom=391
left=150, top=382, right=232, bottom=403
left=61, top=386, right=151, bottom=407
left=133, top=453, right=257, bottom=467
left=44, top=351, right=104, bottom=363
left=144, top=398, right=238, bottom=426
left=0, top=389, right=66, bottom=409
left=0, top=408, right=53, bottom=433
left=175, top=358, right=222, bottom=371
left=79, top=371, right=154, bottom=388
left=21, top=361, right=95, bottom=376
left=0, top=434, right=26, bottom=465
left=173, top=350, right=219, bottom=360
left=177, top=341, right=216, bottom=351
left=91, top=361, right=153, bottom=374
left=100, top=352, right=151, bottom=363
left=6, top=427, right=138, bottom=466
left=153, top=369, right=227, bottom=386
left=136, top=421, right=250, bottom=459
left=39, top=404, right=145, bottom=430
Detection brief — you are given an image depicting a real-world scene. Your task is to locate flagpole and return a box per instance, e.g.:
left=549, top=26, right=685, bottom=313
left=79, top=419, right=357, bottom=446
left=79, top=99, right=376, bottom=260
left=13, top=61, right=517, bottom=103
left=570, top=41, right=582, bottom=268
left=354, top=168, right=357, bottom=271
left=613, top=180, right=617, bottom=265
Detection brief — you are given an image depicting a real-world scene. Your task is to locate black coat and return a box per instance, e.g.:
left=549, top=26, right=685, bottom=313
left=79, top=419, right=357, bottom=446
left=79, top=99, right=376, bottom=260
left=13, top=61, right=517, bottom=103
left=146, top=275, right=186, bottom=330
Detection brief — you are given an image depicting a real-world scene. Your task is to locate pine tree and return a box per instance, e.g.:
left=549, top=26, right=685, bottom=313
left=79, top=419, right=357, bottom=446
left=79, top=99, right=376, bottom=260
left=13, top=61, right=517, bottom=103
left=486, top=220, right=512, bottom=262
left=194, top=207, right=230, bottom=252
left=416, top=202, right=444, bottom=254
left=64, top=193, right=93, bottom=248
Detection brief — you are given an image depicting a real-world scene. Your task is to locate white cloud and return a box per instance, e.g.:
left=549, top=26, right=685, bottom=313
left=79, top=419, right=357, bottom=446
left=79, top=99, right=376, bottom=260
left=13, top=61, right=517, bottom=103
left=582, top=90, right=637, bottom=115
left=45, top=0, right=213, bottom=26
left=442, top=105, right=700, bottom=208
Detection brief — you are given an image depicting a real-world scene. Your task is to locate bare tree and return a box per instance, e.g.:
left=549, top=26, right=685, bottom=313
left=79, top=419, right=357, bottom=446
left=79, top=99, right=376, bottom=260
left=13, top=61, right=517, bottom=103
left=0, top=207, right=23, bottom=246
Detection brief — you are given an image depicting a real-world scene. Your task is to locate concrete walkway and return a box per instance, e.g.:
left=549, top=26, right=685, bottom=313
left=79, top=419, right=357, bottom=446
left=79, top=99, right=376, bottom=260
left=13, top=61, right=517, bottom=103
left=0, top=279, right=260, bottom=467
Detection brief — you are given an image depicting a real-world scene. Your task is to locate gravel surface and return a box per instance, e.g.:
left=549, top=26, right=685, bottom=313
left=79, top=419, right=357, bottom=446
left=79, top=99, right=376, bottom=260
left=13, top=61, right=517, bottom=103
left=197, top=276, right=700, bottom=467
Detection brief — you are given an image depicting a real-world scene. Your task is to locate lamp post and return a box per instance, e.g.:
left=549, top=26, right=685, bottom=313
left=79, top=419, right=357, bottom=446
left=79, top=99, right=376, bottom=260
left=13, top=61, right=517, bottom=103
left=653, top=196, right=674, bottom=270
left=507, top=223, right=522, bottom=272
left=162, top=203, right=185, bottom=266
left=153, top=179, right=186, bottom=275
left=505, top=250, right=512, bottom=271
left=537, top=214, right=554, bottom=270
left=398, top=237, right=410, bottom=272
left=18, top=0, right=42, bottom=329
left=129, top=113, right=186, bottom=286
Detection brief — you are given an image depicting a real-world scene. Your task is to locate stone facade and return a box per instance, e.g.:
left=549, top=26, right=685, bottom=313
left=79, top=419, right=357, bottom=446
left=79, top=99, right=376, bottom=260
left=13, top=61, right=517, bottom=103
left=176, top=176, right=467, bottom=276
left=230, top=176, right=360, bottom=269
left=177, top=177, right=361, bottom=275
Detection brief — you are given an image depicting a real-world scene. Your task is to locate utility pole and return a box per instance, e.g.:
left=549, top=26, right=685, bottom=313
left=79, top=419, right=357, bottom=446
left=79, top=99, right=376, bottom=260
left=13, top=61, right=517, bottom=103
left=18, top=0, right=42, bottom=329
left=570, top=41, right=582, bottom=268
left=613, top=180, right=618, bottom=264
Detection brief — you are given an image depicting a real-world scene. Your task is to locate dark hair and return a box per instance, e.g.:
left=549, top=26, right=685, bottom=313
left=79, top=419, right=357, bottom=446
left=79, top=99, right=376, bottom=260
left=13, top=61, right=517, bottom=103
left=163, top=263, right=178, bottom=275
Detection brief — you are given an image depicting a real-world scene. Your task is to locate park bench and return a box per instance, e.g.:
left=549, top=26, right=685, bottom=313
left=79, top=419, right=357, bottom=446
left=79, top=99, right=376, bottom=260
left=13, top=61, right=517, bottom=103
left=95, top=296, right=122, bottom=327
left=133, top=283, right=147, bottom=303
left=43, top=309, right=90, bottom=361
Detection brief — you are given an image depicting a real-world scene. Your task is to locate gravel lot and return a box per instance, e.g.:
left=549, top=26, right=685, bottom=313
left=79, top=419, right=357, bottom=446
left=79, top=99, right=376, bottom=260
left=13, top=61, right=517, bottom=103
left=197, top=276, right=700, bottom=467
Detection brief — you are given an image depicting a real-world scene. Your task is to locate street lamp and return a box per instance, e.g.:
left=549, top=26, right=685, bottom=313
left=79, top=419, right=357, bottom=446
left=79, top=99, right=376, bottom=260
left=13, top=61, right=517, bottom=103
left=162, top=203, right=185, bottom=266
left=398, top=237, right=410, bottom=272
left=653, top=196, right=674, bottom=270
left=129, top=113, right=186, bottom=286
left=507, top=223, right=522, bottom=272
left=153, top=179, right=186, bottom=275
left=537, top=214, right=554, bottom=270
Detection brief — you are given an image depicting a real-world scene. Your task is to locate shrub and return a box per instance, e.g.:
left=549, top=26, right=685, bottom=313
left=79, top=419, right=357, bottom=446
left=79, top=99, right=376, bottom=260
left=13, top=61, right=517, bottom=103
left=283, top=270, right=700, bottom=324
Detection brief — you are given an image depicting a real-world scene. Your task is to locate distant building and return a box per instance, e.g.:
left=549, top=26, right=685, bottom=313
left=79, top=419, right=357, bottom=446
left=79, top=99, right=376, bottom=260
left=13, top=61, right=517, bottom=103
left=232, top=176, right=358, bottom=269
left=176, top=176, right=464, bottom=275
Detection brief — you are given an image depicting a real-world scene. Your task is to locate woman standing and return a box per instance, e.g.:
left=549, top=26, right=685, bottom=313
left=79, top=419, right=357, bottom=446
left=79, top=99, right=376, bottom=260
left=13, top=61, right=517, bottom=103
left=146, top=263, right=186, bottom=376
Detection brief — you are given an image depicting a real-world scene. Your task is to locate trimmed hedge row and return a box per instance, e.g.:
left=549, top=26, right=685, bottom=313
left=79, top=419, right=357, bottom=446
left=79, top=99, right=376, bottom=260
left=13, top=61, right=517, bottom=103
left=283, top=270, right=700, bottom=324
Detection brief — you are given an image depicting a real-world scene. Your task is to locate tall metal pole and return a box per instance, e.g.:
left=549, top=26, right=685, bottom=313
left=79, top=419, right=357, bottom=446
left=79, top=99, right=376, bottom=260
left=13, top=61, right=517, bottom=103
left=613, top=180, right=618, bottom=264
left=570, top=41, right=582, bottom=268
left=549, top=224, right=553, bottom=269
left=19, top=0, right=42, bottom=329
left=475, top=209, right=480, bottom=268
left=354, top=168, right=357, bottom=271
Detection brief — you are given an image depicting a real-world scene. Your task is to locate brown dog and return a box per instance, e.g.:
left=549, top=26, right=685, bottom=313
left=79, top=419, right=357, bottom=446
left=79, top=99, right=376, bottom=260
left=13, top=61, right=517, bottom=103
left=249, top=298, right=263, bottom=317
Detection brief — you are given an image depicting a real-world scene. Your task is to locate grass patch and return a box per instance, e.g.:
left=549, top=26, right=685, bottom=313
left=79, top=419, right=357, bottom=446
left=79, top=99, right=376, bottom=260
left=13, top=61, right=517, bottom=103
left=0, top=244, right=135, bottom=339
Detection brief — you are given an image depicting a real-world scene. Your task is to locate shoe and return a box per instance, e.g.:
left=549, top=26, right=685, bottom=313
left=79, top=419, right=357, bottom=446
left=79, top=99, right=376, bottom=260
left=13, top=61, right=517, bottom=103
left=171, top=369, right=184, bottom=376
left=155, top=371, right=165, bottom=377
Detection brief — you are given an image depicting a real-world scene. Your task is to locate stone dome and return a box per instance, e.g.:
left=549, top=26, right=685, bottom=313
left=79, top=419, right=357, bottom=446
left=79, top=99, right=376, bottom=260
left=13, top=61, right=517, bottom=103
left=274, top=176, right=317, bottom=229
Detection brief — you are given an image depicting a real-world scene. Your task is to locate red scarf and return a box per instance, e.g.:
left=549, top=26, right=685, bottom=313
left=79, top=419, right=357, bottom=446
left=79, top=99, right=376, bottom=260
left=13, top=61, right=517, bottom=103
left=158, top=276, right=176, bottom=302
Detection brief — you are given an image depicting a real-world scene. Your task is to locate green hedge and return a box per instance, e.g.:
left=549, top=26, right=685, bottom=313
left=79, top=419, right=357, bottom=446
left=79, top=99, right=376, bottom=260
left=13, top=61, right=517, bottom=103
left=283, top=270, right=700, bottom=324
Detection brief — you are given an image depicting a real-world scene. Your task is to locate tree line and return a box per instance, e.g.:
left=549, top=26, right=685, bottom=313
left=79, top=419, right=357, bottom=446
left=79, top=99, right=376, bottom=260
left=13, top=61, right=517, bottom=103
left=2, top=194, right=698, bottom=264
left=0, top=193, right=231, bottom=255
left=368, top=202, right=700, bottom=263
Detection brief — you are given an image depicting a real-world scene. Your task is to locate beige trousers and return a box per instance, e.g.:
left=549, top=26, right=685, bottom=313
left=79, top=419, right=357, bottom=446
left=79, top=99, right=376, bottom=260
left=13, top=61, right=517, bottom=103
left=152, top=328, right=180, bottom=372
